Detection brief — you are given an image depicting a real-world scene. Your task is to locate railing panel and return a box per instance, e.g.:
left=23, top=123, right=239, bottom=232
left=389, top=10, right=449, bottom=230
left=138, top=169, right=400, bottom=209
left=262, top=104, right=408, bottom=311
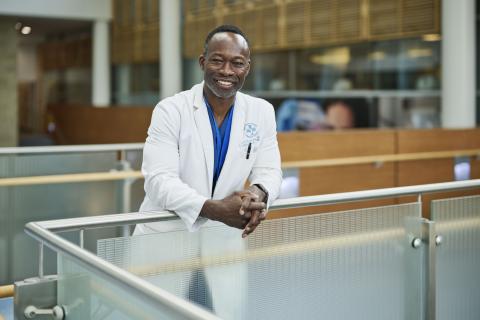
left=98, top=203, right=422, bottom=320
left=0, top=151, right=127, bottom=285
left=57, top=252, right=196, bottom=320
left=431, top=195, right=480, bottom=320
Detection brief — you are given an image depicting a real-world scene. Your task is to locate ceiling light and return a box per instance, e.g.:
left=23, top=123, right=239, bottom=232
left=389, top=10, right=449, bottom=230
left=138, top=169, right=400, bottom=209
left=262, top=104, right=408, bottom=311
left=422, top=34, right=441, bottom=42
left=368, top=51, right=386, bottom=61
left=407, top=48, right=432, bottom=58
left=310, top=47, right=350, bottom=66
left=21, top=26, right=31, bottom=35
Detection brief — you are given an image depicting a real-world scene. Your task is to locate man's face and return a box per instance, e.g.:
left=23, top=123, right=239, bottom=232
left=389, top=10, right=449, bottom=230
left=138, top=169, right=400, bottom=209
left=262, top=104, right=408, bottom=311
left=199, top=32, right=250, bottom=99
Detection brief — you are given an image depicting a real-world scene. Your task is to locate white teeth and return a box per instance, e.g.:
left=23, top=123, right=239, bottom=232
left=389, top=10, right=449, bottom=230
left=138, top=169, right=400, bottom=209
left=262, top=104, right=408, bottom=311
left=217, top=80, right=233, bottom=86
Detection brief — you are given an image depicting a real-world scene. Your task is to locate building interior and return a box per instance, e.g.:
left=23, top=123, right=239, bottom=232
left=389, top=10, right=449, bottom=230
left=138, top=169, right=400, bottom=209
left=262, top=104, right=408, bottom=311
left=0, top=0, right=479, bottom=319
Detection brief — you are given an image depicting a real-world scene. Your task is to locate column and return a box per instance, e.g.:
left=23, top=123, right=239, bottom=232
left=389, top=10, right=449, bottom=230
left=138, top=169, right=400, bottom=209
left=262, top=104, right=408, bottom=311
left=0, top=18, right=18, bottom=146
left=160, top=0, right=182, bottom=99
left=441, top=0, right=476, bottom=128
left=92, top=19, right=110, bottom=107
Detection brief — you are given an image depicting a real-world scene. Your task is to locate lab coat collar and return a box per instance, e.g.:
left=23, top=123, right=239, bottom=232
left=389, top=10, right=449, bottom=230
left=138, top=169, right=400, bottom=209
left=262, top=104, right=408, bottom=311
left=193, top=82, right=214, bottom=195
left=192, top=82, right=246, bottom=199
left=213, top=94, right=245, bottom=198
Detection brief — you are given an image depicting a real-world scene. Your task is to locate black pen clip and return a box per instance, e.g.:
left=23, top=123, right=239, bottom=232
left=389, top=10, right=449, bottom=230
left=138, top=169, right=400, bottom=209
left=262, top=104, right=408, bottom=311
left=246, top=142, right=252, bottom=159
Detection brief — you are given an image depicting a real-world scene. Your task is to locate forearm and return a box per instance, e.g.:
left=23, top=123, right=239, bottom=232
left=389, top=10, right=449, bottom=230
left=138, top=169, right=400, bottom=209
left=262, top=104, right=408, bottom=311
left=199, top=199, right=223, bottom=221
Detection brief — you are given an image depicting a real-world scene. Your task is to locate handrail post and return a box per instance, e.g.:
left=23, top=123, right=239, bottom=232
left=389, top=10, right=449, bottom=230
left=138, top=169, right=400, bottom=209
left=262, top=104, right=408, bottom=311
left=38, top=243, right=44, bottom=279
left=425, top=220, right=437, bottom=320
left=79, top=229, right=84, bottom=248
left=116, top=149, right=137, bottom=237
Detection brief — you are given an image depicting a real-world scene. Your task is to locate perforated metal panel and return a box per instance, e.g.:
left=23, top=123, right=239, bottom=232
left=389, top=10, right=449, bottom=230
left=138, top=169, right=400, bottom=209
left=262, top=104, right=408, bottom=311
left=432, top=195, right=480, bottom=320
left=99, top=202, right=422, bottom=319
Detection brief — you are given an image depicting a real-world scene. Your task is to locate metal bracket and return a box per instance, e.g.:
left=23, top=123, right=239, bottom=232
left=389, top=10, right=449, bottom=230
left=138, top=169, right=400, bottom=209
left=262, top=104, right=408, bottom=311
left=405, top=216, right=440, bottom=320
left=24, top=305, right=64, bottom=320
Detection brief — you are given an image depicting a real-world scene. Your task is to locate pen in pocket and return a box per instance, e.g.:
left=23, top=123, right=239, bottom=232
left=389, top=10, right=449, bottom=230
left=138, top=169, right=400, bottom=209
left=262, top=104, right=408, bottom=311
left=246, top=142, right=252, bottom=159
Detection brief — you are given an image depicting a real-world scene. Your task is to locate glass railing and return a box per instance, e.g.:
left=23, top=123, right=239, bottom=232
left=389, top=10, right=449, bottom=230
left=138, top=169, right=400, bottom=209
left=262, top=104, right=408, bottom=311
left=23, top=179, right=480, bottom=320
left=432, top=195, right=480, bottom=320
left=0, top=144, right=143, bottom=285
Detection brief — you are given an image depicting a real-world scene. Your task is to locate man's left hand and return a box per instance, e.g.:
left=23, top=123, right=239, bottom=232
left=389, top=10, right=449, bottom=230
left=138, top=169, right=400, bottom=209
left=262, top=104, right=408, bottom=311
left=240, top=185, right=267, bottom=238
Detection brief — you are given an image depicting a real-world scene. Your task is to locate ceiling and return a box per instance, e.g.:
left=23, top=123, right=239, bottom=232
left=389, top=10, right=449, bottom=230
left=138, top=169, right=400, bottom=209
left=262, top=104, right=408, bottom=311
left=11, top=15, right=91, bottom=38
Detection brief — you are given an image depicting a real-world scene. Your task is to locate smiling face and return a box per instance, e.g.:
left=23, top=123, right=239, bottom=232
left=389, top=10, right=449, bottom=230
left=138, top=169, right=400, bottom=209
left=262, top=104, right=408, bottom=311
left=199, top=32, right=250, bottom=100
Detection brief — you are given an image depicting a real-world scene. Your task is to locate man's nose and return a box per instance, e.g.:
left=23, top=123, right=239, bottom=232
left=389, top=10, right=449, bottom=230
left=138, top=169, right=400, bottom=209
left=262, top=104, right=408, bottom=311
left=219, top=62, right=234, bottom=76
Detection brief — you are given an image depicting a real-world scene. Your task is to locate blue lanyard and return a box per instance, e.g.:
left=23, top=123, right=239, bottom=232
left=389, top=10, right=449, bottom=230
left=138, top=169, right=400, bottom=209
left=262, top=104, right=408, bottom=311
left=204, top=97, right=235, bottom=194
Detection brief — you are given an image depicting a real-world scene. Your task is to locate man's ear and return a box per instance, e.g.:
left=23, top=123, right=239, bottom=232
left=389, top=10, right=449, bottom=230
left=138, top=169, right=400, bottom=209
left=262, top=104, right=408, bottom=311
left=245, top=60, right=251, bottom=76
left=199, top=54, right=205, bottom=71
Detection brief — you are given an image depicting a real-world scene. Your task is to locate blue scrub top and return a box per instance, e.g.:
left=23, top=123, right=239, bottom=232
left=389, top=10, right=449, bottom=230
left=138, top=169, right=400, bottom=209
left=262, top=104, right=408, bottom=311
left=204, top=97, right=235, bottom=194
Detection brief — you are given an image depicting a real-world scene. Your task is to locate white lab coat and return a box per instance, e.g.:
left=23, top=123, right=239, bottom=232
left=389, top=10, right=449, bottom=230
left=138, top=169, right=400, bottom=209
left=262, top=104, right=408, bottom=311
left=134, top=82, right=282, bottom=319
left=137, top=82, right=282, bottom=232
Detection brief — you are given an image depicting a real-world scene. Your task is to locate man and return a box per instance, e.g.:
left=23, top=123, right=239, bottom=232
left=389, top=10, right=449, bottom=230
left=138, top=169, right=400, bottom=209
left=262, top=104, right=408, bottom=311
left=135, top=25, right=282, bottom=317
left=137, top=24, right=282, bottom=236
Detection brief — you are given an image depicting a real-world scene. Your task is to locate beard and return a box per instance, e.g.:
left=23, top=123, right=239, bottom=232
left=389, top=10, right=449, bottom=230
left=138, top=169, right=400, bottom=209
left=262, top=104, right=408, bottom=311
left=204, top=75, right=244, bottom=99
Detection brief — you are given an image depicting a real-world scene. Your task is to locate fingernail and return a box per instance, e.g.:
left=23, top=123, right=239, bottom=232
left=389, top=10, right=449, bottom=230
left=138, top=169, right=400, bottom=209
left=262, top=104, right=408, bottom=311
left=239, top=209, right=244, bottom=215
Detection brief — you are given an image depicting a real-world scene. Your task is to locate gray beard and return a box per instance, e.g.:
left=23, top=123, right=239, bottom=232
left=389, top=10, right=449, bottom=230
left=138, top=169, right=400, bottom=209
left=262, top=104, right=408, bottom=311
left=206, top=81, right=238, bottom=99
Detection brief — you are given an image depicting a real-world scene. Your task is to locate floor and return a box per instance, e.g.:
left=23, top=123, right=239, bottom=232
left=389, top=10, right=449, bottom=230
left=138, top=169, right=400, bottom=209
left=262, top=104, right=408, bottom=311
left=0, top=297, right=13, bottom=320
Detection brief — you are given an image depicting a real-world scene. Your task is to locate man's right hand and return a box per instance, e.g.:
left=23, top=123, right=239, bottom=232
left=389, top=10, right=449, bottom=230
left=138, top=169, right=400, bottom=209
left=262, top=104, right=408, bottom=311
left=200, top=191, right=266, bottom=229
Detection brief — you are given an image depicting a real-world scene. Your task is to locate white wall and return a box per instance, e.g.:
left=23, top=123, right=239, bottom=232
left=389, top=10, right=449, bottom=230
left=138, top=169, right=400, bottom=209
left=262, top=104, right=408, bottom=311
left=0, top=0, right=111, bottom=21
left=17, top=36, right=43, bottom=82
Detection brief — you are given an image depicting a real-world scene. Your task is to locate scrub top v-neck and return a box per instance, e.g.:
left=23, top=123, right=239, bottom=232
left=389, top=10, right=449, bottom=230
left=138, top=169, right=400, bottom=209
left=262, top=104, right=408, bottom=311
left=204, top=97, right=235, bottom=195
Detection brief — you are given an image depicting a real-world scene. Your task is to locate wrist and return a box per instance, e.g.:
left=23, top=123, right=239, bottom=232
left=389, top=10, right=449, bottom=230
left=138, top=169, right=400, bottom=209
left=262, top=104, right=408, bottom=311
left=200, top=199, right=221, bottom=221
left=252, top=184, right=269, bottom=203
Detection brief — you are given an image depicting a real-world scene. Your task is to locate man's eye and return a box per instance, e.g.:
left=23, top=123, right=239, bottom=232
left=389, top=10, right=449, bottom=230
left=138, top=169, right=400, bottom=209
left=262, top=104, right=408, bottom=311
left=211, top=59, right=223, bottom=64
left=233, top=61, right=245, bottom=68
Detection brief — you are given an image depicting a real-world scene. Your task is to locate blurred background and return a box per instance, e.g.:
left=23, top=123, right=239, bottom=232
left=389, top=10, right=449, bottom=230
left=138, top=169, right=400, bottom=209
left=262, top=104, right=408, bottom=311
left=0, top=0, right=477, bottom=147
left=1, top=1, right=480, bottom=311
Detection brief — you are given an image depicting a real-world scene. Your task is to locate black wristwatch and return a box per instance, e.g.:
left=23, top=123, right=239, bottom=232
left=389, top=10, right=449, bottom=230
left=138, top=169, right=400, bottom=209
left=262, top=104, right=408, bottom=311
left=254, top=183, right=269, bottom=204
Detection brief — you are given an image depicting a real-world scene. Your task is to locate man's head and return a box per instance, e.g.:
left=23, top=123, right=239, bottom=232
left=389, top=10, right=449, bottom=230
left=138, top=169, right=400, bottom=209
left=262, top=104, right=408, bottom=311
left=199, top=25, right=251, bottom=100
left=324, top=100, right=355, bottom=129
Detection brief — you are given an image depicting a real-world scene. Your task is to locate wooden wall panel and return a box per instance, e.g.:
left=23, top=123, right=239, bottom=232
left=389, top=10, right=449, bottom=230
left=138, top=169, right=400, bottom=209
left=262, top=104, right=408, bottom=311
left=44, top=112, right=480, bottom=219
left=277, top=130, right=396, bottom=161
left=397, top=129, right=480, bottom=217
left=285, top=1, right=308, bottom=45
left=49, top=105, right=152, bottom=144
left=397, top=129, right=480, bottom=186
left=277, top=130, right=397, bottom=217
left=182, top=0, right=440, bottom=57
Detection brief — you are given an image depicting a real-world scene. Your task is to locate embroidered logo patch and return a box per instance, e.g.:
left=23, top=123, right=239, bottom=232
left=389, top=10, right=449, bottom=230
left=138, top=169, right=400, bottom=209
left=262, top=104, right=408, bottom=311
left=244, top=123, right=258, bottom=139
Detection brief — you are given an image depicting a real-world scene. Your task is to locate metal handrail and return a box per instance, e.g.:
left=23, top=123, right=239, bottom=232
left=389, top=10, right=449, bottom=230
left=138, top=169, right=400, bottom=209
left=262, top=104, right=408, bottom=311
left=23, top=179, right=480, bottom=319
left=0, top=284, right=14, bottom=298
left=25, top=222, right=220, bottom=320
left=0, top=143, right=143, bottom=155
left=30, top=179, right=480, bottom=232
left=1, top=148, right=479, bottom=187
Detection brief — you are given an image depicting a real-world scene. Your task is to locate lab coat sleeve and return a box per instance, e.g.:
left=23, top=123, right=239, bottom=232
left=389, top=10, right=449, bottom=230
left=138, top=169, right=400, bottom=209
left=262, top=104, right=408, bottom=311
left=248, top=102, right=283, bottom=207
left=142, top=101, right=209, bottom=231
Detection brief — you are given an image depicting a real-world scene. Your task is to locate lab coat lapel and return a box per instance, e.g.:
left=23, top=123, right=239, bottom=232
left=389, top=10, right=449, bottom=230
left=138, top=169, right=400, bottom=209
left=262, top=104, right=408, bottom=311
left=193, top=83, right=214, bottom=195
left=213, top=94, right=246, bottom=198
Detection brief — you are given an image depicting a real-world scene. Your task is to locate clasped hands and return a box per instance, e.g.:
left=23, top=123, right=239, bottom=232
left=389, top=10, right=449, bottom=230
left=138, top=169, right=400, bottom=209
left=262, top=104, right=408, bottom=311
left=200, top=185, right=267, bottom=238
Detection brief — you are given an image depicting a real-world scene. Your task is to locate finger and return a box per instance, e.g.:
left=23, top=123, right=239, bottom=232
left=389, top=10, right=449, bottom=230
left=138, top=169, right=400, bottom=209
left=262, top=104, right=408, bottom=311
left=245, top=201, right=265, bottom=211
left=259, top=209, right=267, bottom=221
left=239, top=196, right=251, bottom=216
left=242, top=210, right=252, bottom=219
left=242, top=211, right=261, bottom=238
left=238, top=190, right=259, bottom=200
